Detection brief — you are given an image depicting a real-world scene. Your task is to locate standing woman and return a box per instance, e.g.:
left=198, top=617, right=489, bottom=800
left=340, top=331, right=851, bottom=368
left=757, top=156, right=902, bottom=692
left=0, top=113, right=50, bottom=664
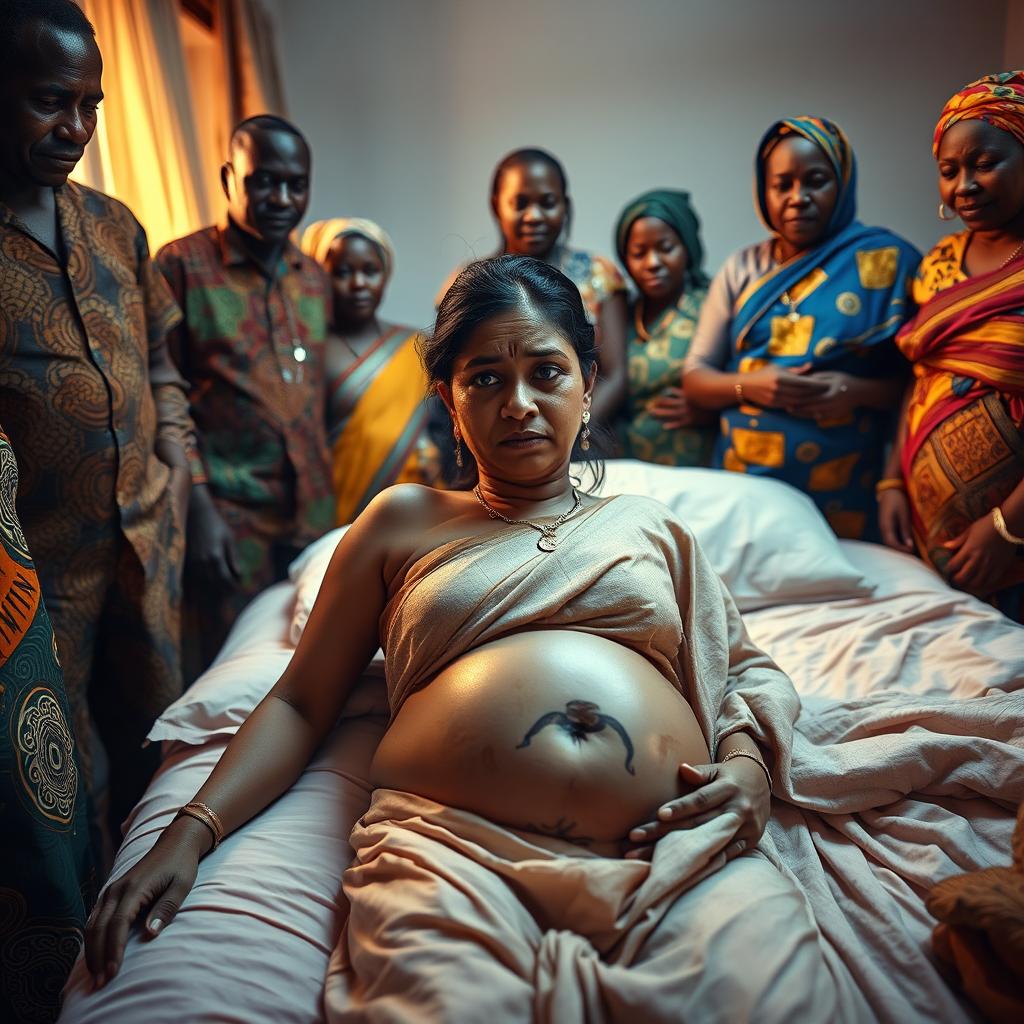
left=302, top=218, right=440, bottom=525
left=879, top=72, right=1024, bottom=620
left=438, top=148, right=628, bottom=425
left=684, top=118, right=920, bottom=539
left=615, top=189, right=716, bottom=466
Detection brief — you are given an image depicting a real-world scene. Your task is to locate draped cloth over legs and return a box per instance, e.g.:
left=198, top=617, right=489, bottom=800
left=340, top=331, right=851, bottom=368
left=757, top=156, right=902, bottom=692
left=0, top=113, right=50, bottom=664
left=324, top=790, right=861, bottom=1024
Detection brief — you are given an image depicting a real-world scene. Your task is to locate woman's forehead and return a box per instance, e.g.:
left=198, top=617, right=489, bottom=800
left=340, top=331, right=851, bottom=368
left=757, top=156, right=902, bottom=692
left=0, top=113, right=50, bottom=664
left=459, top=309, right=574, bottom=361
left=766, top=135, right=831, bottom=175
left=938, top=118, right=1022, bottom=159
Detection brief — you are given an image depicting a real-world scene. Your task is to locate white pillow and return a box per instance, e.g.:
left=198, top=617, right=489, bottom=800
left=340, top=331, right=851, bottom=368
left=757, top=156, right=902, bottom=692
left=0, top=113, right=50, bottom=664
left=287, top=526, right=386, bottom=672
left=584, top=461, right=873, bottom=611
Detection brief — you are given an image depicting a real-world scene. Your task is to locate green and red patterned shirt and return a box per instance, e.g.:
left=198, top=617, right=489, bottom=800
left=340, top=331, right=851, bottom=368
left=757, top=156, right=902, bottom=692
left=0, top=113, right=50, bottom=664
left=156, top=223, right=334, bottom=545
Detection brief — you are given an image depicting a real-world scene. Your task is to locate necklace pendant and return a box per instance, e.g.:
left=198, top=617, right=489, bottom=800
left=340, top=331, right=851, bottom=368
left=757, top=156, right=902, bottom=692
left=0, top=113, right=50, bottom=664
left=293, top=343, right=308, bottom=363
left=787, top=311, right=801, bottom=324
left=537, top=534, right=558, bottom=552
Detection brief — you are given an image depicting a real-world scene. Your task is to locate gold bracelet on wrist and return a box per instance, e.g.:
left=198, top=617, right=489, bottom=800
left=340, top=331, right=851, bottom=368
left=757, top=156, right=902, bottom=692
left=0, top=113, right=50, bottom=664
left=176, top=801, right=225, bottom=850
left=734, top=381, right=744, bottom=403
left=992, top=506, right=1024, bottom=545
left=875, top=477, right=906, bottom=496
left=719, top=749, right=773, bottom=794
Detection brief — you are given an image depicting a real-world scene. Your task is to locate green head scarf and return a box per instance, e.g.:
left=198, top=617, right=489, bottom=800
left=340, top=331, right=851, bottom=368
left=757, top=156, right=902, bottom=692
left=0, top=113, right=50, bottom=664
left=614, top=189, right=708, bottom=287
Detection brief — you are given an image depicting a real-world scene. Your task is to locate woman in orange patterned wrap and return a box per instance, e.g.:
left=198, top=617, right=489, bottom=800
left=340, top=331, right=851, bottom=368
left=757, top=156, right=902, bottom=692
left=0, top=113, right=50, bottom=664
left=880, top=72, right=1024, bottom=621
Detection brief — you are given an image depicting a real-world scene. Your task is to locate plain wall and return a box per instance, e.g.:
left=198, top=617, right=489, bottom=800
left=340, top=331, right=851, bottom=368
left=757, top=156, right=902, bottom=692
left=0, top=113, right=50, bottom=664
left=270, top=0, right=1010, bottom=329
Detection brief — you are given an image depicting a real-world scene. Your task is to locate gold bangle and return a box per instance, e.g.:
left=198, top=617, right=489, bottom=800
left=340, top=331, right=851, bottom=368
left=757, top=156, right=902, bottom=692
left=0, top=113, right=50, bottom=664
left=720, top=749, right=772, bottom=794
left=875, top=478, right=906, bottom=495
left=992, top=506, right=1024, bottom=545
left=177, top=801, right=225, bottom=850
left=734, top=381, right=744, bottom=403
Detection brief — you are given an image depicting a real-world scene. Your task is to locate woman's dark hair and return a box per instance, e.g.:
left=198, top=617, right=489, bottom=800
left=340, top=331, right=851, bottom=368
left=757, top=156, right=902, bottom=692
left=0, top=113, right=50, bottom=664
left=489, top=147, right=569, bottom=201
left=489, top=147, right=573, bottom=247
left=421, top=254, right=606, bottom=489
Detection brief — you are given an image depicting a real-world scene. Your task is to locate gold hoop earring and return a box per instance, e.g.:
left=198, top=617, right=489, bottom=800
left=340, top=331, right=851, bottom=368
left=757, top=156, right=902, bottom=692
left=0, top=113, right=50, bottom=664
left=938, top=201, right=957, bottom=222
left=453, top=428, right=464, bottom=468
left=580, top=409, right=591, bottom=452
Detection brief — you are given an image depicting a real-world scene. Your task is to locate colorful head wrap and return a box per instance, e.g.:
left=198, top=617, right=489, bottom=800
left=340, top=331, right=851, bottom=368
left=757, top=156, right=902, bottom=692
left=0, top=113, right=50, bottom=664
left=300, top=217, right=396, bottom=280
left=754, top=116, right=857, bottom=240
left=932, top=71, right=1024, bottom=156
left=614, top=189, right=708, bottom=287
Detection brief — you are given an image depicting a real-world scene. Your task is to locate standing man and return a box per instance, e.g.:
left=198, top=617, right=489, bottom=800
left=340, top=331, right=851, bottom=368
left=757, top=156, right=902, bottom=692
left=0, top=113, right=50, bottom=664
left=157, top=116, right=334, bottom=679
left=0, top=0, right=197, bottom=837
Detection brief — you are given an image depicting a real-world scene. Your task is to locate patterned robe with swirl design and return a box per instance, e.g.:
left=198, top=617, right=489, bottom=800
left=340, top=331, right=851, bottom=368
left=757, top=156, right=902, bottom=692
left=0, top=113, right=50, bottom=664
left=0, top=430, right=96, bottom=1024
left=0, top=182, right=195, bottom=827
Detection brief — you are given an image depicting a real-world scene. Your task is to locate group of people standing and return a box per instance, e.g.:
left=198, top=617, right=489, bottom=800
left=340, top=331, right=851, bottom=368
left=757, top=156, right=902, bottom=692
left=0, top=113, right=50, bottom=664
left=421, top=84, right=1024, bottom=621
left=0, top=0, right=1023, bottom=1017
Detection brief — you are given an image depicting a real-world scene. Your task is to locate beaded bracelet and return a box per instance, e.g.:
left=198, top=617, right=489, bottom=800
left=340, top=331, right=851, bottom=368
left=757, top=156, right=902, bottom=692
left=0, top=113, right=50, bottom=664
left=720, top=749, right=773, bottom=794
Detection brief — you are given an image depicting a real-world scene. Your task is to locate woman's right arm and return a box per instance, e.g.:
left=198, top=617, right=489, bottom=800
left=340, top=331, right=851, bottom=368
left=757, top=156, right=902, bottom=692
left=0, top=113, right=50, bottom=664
left=85, top=491, right=398, bottom=986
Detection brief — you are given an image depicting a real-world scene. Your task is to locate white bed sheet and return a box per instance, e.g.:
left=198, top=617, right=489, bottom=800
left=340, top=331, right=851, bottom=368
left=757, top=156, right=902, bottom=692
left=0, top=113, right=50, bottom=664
left=59, top=542, right=1023, bottom=1023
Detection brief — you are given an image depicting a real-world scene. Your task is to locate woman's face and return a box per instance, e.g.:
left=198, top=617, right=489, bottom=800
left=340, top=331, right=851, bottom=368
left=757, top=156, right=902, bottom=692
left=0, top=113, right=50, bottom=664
left=624, top=217, right=689, bottom=302
left=938, top=119, right=1024, bottom=232
left=439, top=309, right=593, bottom=483
left=763, top=135, right=838, bottom=252
left=492, top=160, right=568, bottom=258
left=328, top=234, right=386, bottom=324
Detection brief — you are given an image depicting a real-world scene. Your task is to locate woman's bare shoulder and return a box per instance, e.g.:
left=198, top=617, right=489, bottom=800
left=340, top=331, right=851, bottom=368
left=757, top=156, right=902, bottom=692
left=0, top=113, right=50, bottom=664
left=362, top=484, right=474, bottom=587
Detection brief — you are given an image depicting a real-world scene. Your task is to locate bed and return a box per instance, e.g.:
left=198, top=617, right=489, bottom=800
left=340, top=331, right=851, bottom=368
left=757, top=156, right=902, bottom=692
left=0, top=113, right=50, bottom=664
left=59, top=462, right=1024, bottom=1023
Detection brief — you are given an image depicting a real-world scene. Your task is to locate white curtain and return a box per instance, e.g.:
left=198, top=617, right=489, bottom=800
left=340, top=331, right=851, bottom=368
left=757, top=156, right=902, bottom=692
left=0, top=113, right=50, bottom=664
left=72, top=0, right=289, bottom=253
left=74, top=0, right=211, bottom=252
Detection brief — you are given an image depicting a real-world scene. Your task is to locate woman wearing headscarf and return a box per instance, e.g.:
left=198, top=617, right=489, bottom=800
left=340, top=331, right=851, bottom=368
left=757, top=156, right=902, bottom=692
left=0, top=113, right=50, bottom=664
left=301, top=218, right=440, bottom=524
left=684, top=118, right=920, bottom=540
left=879, top=72, right=1024, bottom=621
left=614, top=189, right=716, bottom=466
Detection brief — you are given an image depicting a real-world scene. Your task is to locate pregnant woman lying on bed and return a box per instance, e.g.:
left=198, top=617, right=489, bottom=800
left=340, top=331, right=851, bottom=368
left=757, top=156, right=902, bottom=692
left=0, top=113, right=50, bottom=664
left=86, top=256, right=847, bottom=1022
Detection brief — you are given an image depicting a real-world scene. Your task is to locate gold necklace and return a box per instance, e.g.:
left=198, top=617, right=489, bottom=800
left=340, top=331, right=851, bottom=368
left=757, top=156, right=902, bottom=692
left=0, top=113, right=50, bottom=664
left=999, top=239, right=1024, bottom=270
left=472, top=486, right=582, bottom=552
left=779, top=290, right=801, bottom=323
left=634, top=296, right=682, bottom=343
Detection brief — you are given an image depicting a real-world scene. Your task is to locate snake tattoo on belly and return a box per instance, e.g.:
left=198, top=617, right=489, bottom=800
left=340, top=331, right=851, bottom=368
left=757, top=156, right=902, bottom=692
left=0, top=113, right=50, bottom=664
left=515, top=700, right=636, bottom=775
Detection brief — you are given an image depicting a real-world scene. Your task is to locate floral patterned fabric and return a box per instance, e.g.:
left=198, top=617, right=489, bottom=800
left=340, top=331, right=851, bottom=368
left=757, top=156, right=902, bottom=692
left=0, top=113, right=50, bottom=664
left=156, top=224, right=334, bottom=544
left=619, top=288, right=715, bottom=466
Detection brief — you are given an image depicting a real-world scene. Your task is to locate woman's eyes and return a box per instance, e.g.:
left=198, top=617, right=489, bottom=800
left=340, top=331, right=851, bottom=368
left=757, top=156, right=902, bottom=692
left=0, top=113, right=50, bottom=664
left=470, top=365, right=565, bottom=387
left=535, top=364, right=564, bottom=380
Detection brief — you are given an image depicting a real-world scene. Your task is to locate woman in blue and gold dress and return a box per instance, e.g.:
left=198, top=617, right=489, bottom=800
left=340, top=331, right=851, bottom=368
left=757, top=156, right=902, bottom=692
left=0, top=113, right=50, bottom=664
left=684, top=117, right=920, bottom=539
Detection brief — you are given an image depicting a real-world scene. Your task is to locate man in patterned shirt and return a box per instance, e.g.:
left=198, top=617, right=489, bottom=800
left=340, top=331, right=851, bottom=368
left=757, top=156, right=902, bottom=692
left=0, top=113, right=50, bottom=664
left=157, top=115, right=334, bottom=679
left=0, top=0, right=197, bottom=836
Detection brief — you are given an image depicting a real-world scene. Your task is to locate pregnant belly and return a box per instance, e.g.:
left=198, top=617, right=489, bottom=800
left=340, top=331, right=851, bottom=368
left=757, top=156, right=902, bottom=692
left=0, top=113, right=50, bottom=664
left=371, top=630, right=710, bottom=852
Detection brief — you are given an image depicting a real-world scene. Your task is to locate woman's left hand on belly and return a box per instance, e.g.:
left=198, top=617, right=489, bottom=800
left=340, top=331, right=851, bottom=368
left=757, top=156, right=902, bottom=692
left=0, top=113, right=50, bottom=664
left=624, top=759, right=771, bottom=861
